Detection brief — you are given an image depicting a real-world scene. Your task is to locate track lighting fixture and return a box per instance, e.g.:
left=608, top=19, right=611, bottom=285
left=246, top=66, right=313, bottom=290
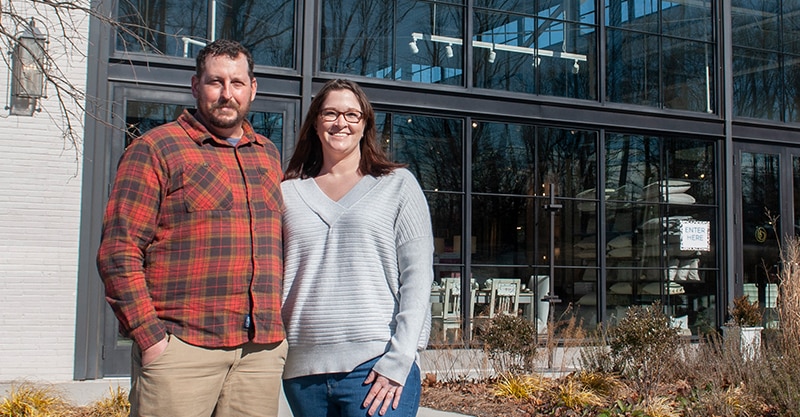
left=572, top=59, right=580, bottom=74
left=488, top=49, right=496, bottom=64
left=409, top=39, right=419, bottom=54
left=445, top=43, right=453, bottom=58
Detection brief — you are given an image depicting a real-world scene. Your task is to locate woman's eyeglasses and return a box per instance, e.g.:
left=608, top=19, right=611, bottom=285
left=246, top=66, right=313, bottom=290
left=319, top=109, right=363, bottom=123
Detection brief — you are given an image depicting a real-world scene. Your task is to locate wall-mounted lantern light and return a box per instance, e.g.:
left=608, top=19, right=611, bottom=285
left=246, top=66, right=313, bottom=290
left=7, top=18, right=48, bottom=116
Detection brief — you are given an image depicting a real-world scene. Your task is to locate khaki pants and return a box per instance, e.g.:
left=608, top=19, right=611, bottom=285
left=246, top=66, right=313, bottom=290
left=130, top=335, right=287, bottom=417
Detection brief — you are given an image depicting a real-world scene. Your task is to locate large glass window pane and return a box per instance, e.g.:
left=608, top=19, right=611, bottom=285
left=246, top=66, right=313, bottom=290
left=472, top=122, right=534, bottom=195
left=733, top=49, right=782, bottom=120
left=380, top=111, right=464, bottom=344
left=471, top=122, right=599, bottom=332
left=117, top=0, right=295, bottom=67
left=605, top=133, right=718, bottom=336
left=321, top=0, right=395, bottom=77
left=731, top=0, right=780, bottom=51
left=116, top=0, right=295, bottom=67
left=662, top=0, right=712, bottom=42
left=322, top=0, right=465, bottom=85
left=473, top=11, right=596, bottom=99
left=399, top=1, right=465, bottom=85
left=473, top=11, right=537, bottom=93
left=606, top=1, right=715, bottom=112
left=214, top=0, right=295, bottom=68
left=662, top=38, right=714, bottom=112
left=740, top=151, right=780, bottom=327
left=606, top=28, right=659, bottom=107
left=381, top=113, right=463, bottom=191
left=784, top=2, right=800, bottom=55
left=538, top=21, right=598, bottom=99
left=378, top=111, right=464, bottom=271
left=117, top=0, right=208, bottom=57
left=785, top=54, right=800, bottom=123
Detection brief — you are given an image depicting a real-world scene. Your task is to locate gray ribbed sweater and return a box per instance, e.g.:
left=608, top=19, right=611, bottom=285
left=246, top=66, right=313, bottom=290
left=281, top=168, right=434, bottom=384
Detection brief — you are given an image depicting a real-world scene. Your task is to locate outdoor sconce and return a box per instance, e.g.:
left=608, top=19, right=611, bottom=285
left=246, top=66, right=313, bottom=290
left=7, top=18, right=47, bottom=116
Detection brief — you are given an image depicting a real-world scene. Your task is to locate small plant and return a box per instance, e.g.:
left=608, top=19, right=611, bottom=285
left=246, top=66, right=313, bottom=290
left=477, top=314, right=536, bottom=374
left=0, top=382, right=70, bottom=417
left=86, top=386, right=130, bottom=417
left=492, top=373, right=548, bottom=400
left=555, top=378, right=605, bottom=410
left=728, top=295, right=762, bottom=327
left=575, top=370, right=623, bottom=397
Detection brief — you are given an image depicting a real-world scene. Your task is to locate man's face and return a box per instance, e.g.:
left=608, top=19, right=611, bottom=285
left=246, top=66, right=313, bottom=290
left=191, top=53, right=256, bottom=137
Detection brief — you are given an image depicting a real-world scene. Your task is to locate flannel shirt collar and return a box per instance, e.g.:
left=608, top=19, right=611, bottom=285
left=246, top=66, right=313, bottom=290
left=178, top=108, right=264, bottom=147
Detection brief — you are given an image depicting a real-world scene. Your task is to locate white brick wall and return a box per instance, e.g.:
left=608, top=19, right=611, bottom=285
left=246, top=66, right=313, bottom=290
left=0, top=1, right=88, bottom=382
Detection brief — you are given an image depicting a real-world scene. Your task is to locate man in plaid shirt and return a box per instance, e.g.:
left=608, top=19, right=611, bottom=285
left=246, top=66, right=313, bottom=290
left=97, top=39, right=285, bottom=417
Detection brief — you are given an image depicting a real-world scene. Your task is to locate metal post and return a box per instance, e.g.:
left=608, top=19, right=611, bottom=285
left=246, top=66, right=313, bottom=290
left=543, top=183, right=562, bottom=367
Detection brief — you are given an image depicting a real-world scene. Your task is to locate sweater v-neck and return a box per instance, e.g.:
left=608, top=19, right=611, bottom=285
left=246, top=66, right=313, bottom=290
left=295, top=175, right=379, bottom=225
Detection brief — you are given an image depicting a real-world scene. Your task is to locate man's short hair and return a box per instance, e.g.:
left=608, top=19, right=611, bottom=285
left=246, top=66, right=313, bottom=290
left=196, top=39, right=255, bottom=79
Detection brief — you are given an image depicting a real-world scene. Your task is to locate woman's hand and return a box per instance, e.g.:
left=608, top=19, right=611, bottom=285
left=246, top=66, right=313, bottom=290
left=362, top=370, right=403, bottom=416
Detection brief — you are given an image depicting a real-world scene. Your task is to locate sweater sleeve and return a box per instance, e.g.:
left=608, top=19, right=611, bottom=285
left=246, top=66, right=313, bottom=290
left=372, top=171, right=434, bottom=384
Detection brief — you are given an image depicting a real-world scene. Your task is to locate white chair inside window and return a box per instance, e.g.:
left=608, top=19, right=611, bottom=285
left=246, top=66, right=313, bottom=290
left=489, top=278, right=521, bottom=318
left=441, top=277, right=474, bottom=337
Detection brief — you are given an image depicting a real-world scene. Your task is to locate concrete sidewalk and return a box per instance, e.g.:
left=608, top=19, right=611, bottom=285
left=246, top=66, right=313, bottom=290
left=0, top=379, right=472, bottom=417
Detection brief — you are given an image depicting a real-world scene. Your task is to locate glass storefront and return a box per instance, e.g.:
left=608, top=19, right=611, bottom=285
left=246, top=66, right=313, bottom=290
left=79, top=0, right=800, bottom=378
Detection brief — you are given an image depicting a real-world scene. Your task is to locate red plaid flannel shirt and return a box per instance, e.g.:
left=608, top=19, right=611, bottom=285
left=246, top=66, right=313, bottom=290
left=97, top=109, right=285, bottom=350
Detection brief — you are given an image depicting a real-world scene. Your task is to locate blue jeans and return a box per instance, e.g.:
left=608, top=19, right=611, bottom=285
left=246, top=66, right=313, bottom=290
left=283, top=356, right=421, bottom=417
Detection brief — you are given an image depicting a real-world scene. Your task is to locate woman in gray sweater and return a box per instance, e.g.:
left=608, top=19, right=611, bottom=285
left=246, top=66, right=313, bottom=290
left=281, top=79, right=434, bottom=417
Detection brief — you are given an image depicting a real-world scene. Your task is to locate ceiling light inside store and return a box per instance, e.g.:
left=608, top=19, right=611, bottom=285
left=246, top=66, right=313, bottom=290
left=445, top=43, right=453, bottom=58
left=572, top=60, right=580, bottom=74
left=488, top=49, right=496, bottom=64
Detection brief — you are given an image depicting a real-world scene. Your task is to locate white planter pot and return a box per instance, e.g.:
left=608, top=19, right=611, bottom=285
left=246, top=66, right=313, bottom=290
left=723, top=325, right=764, bottom=361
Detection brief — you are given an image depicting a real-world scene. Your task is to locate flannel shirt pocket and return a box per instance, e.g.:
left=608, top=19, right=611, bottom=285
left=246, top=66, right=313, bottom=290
left=258, top=166, right=283, bottom=211
left=183, top=163, right=233, bottom=212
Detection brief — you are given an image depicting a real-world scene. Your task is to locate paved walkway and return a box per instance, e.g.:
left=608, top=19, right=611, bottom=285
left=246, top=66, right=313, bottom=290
left=0, top=379, right=471, bottom=417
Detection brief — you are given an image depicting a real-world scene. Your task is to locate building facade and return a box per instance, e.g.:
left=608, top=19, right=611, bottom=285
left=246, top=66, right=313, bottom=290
left=3, top=0, right=799, bottom=382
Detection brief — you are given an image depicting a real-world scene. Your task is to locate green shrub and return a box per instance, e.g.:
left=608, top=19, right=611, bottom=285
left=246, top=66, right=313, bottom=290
left=607, top=303, right=682, bottom=402
left=477, top=314, right=536, bottom=374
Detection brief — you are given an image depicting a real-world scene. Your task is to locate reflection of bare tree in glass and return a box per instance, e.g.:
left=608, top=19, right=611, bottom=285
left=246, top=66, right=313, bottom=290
left=380, top=114, right=462, bottom=245
left=247, top=113, right=283, bottom=149
left=471, top=123, right=534, bottom=195
left=217, top=0, right=294, bottom=68
left=125, top=102, right=185, bottom=147
left=473, top=11, right=533, bottom=93
left=117, top=0, right=207, bottom=55
left=733, top=51, right=781, bottom=120
left=390, top=114, right=461, bottom=192
left=321, top=0, right=394, bottom=76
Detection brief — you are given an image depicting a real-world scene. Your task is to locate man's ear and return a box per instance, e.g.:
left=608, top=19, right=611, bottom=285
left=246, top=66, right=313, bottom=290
left=190, top=74, right=200, bottom=99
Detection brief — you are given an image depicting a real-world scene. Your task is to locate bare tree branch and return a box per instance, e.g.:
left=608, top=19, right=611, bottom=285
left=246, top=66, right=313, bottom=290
left=0, top=0, right=165, bottom=166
